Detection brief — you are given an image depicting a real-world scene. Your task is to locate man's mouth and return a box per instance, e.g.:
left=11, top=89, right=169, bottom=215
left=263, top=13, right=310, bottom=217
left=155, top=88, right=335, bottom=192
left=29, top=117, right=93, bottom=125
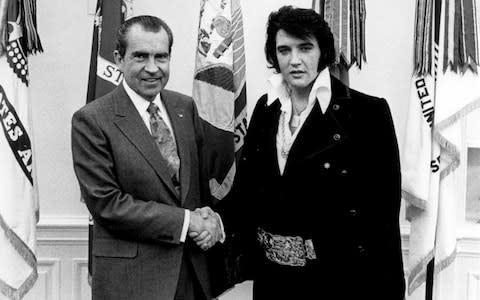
left=290, top=71, right=305, bottom=77
left=143, top=78, right=160, bottom=83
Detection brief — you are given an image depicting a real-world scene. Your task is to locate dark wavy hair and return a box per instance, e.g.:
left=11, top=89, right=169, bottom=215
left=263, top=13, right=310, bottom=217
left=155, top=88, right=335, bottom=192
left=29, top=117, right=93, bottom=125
left=265, top=6, right=335, bottom=73
left=115, top=15, right=174, bottom=57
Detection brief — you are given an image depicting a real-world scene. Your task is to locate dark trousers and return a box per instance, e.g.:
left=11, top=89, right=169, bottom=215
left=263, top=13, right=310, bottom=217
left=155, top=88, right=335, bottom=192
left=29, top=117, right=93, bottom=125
left=174, top=251, right=206, bottom=300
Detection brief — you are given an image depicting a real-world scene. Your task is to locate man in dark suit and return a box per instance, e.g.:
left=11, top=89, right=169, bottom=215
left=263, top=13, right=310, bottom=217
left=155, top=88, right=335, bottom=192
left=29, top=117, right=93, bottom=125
left=195, top=5, right=406, bottom=300
left=72, top=15, right=221, bottom=300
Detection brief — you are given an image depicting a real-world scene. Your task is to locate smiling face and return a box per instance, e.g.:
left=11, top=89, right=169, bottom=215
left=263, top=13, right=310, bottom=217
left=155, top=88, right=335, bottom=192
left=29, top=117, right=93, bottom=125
left=114, top=24, right=170, bottom=101
left=275, top=29, right=321, bottom=94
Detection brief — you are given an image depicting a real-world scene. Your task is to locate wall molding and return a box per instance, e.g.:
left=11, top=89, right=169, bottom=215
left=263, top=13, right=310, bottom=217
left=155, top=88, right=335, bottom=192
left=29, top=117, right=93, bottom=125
left=29, top=216, right=478, bottom=300
left=37, top=215, right=89, bottom=228
left=72, top=258, right=90, bottom=300
left=34, top=258, right=61, bottom=300
left=35, top=217, right=479, bottom=255
left=37, top=215, right=89, bottom=246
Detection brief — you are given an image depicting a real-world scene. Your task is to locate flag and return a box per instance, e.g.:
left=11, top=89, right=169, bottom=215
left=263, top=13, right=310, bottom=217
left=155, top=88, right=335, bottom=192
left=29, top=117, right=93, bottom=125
left=312, top=0, right=366, bottom=85
left=192, top=0, right=247, bottom=203
left=86, top=0, right=133, bottom=103
left=0, top=0, right=42, bottom=299
left=85, top=0, right=132, bottom=283
left=402, top=0, right=480, bottom=299
left=403, top=1, right=438, bottom=297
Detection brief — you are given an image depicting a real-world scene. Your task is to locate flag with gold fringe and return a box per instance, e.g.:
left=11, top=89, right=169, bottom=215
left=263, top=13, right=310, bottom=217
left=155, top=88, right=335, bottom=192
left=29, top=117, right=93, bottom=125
left=0, top=0, right=41, bottom=299
left=85, top=0, right=133, bottom=284
left=312, top=0, right=366, bottom=85
left=402, top=0, right=480, bottom=299
left=192, top=0, right=247, bottom=204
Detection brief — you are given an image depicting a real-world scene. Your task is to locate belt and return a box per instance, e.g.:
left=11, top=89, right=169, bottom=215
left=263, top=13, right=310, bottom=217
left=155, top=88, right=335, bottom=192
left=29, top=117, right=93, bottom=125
left=257, top=228, right=317, bottom=267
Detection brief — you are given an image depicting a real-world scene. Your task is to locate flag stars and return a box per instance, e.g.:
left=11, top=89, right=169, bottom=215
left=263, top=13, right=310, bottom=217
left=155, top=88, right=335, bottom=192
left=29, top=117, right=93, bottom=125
left=5, top=40, right=29, bottom=85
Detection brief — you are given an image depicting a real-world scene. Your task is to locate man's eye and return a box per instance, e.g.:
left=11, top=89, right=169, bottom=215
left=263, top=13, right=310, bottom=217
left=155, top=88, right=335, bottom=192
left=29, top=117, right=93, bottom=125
left=134, top=54, right=147, bottom=60
left=300, top=46, right=312, bottom=52
left=277, top=48, right=289, bottom=55
left=157, top=54, right=170, bottom=62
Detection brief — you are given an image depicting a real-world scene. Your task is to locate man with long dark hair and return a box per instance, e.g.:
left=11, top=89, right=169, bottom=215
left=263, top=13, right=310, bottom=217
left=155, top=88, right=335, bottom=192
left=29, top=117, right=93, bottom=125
left=202, top=6, right=406, bottom=299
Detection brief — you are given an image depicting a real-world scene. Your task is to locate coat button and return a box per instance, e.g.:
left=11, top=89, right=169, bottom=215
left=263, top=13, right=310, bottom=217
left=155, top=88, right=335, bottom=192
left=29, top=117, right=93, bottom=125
left=333, top=104, right=340, bottom=111
left=341, top=169, right=348, bottom=175
left=333, top=134, right=341, bottom=141
left=357, top=245, right=365, bottom=253
left=349, top=209, right=357, bottom=216
left=324, top=162, right=331, bottom=169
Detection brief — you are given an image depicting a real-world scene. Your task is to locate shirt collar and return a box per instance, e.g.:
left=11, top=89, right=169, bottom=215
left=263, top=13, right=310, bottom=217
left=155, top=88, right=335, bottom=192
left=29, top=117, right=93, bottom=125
left=123, top=80, right=162, bottom=114
left=266, top=67, right=332, bottom=114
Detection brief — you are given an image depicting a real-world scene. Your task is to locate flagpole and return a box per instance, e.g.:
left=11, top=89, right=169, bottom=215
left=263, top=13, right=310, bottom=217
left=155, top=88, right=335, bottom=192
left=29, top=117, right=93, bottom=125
left=425, top=259, right=434, bottom=300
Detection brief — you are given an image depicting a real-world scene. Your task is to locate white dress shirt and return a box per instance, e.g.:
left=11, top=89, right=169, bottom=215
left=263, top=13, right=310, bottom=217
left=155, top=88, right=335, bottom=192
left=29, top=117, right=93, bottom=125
left=266, top=68, right=332, bottom=174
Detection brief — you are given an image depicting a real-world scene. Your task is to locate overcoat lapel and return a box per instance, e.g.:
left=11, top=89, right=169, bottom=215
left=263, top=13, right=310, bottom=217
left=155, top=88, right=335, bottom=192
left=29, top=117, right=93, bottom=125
left=112, top=86, right=180, bottom=200
left=264, top=100, right=282, bottom=177
left=161, top=90, right=191, bottom=204
left=284, top=76, right=352, bottom=174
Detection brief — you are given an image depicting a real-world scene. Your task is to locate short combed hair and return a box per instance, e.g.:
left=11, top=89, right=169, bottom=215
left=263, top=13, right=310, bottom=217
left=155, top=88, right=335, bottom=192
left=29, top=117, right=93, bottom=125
left=265, top=6, right=335, bottom=73
left=115, top=15, right=174, bottom=57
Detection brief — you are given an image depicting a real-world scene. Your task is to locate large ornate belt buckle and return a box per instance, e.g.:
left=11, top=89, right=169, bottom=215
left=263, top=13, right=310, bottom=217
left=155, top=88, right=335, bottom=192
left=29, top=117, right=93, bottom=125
left=257, top=228, right=317, bottom=267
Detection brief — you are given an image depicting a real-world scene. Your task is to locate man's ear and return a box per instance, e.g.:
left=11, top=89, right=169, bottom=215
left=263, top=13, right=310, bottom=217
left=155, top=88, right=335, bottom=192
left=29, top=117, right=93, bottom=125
left=113, top=50, right=123, bottom=66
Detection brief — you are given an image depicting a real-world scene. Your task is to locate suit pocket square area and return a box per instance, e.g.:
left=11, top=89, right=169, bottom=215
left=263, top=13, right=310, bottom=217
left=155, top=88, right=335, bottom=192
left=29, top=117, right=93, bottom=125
left=92, top=238, right=138, bottom=258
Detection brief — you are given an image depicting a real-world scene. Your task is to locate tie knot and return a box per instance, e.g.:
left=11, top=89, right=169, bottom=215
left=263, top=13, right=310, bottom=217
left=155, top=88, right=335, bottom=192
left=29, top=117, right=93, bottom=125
left=147, top=102, right=160, bottom=115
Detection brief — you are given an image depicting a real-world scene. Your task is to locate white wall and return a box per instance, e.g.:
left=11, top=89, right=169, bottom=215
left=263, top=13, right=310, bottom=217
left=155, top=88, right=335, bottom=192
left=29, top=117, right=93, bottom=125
left=28, top=0, right=418, bottom=299
left=30, top=0, right=94, bottom=219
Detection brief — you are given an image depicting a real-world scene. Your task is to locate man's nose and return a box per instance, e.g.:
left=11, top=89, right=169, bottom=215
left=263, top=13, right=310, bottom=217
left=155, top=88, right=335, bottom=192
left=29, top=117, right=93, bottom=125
left=144, top=57, right=159, bottom=73
left=290, top=50, right=301, bottom=65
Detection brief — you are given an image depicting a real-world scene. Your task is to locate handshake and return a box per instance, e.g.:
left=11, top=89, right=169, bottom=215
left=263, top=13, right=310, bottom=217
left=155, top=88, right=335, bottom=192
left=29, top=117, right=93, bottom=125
left=188, top=207, right=223, bottom=251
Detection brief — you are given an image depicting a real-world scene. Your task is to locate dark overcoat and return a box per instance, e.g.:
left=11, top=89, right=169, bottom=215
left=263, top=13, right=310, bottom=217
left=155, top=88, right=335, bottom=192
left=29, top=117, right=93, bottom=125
left=220, top=76, right=405, bottom=300
left=71, top=85, right=213, bottom=300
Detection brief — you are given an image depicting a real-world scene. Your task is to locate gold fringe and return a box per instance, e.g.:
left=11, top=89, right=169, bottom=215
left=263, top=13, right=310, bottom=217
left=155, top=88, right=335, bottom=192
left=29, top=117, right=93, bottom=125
left=434, top=247, right=457, bottom=275
left=402, top=190, right=428, bottom=210
left=433, top=96, right=480, bottom=179
left=407, top=250, right=435, bottom=295
left=0, top=214, right=38, bottom=299
left=21, top=0, right=42, bottom=54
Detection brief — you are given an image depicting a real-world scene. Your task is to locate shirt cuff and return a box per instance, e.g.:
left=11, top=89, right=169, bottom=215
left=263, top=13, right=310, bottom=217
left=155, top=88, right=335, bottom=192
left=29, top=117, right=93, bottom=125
left=216, top=212, right=226, bottom=243
left=180, top=209, right=190, bottom=243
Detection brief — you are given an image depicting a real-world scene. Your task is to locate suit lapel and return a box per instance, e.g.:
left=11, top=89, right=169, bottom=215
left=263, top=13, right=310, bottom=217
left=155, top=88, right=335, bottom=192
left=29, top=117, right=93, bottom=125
left=284, top=76, right=352, bottom=173
left=161, top=91, right=191, bottom=204
left=112, top=86, right=180, bottom=200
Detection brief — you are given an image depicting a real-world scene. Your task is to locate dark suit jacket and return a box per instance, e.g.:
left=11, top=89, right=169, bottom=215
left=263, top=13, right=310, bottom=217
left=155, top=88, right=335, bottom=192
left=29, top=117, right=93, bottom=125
left=71, top=85, right=212, bottom=300
left=220, top=76, right=406, bottom=299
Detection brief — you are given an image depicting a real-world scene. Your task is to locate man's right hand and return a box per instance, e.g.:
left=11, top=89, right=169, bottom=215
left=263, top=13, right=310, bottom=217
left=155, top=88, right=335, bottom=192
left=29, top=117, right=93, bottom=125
left=188, top=207, right=222, bottom=250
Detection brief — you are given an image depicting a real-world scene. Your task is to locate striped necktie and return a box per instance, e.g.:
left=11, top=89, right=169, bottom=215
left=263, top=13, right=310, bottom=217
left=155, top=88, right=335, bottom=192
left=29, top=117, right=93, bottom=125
left=147, top=102, right=180, bottom=186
